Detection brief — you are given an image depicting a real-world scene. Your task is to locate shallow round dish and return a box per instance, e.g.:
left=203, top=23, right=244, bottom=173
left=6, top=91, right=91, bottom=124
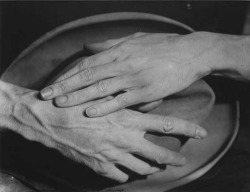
left=0, top=12, right=239, bottom=192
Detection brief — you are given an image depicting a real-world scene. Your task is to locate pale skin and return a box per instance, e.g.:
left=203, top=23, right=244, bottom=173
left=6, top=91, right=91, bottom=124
left=0, top=80, right=207, bottom=182
left=40, top=32, right=250, bottom=117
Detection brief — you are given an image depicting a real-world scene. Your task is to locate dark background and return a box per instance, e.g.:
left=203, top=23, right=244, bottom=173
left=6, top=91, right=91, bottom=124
left=0, top=1, right=248, bottom=74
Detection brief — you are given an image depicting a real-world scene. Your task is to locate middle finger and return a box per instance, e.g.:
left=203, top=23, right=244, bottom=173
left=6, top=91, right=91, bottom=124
left=54, top=77, right=130, bottom=107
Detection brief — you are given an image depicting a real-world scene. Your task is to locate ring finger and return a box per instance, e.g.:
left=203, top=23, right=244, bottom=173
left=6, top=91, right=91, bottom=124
left=131, top=139, right=186, bottom=166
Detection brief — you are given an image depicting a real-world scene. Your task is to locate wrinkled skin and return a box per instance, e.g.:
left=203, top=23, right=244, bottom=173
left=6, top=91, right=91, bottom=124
left=40, top=32, right=217, bottom=117
left=0, top=81, right=207, bottom=182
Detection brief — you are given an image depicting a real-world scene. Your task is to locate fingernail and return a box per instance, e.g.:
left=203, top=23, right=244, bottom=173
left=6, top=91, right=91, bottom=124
left=86, top=107, right=97, bottom=116
left=40, top=87, right=53, bottom=99
left=171, top=156, right=187, bottom=167
left=56, top=95, right=68, bottom=104
left=196, top=128, right=207, bottom=139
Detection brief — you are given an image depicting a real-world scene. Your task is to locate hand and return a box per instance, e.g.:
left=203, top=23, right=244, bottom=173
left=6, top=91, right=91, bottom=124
left=1, top=81, right=207, bottom=182
left=39, top=32, right=216, bottom=117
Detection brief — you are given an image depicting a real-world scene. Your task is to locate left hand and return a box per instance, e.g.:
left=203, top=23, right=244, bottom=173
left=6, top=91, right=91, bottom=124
left=40, top=32, right=214, bottom=117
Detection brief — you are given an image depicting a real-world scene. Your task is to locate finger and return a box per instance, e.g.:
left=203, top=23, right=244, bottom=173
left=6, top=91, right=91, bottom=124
left=135, top=114, right=207, bottom=139
left=54, top=49, right=119, bottom=83
left=86, top=90, right=143, bottom=117
left=117, top=154, right=159, bottom=176
left=69, top=96, right=114, bottom=116
left=101, top=164, right=129, bottom=183
left=136, top=99, right=163, bottom=112
left=84, top=37, right=130, bottom=53
left=54, top=33, right=147, bottom=83
left=84, top=32, right=146, bottom=53
left=55, top=77, right=129, bottom=107
left=131, top=139, right=186, bottom=166
left=40, top=63, right=120, bottom=100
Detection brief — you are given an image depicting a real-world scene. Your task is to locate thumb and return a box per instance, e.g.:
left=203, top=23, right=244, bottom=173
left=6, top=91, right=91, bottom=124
left=84, top=37, right=128, bottom=54
left=84, top=32, right=146, bottom=54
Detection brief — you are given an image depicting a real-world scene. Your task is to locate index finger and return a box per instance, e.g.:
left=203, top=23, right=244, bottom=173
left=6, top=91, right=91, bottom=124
left=84, top=32, right=147, bottom=53
left=54, top=48, right=119, bottom=83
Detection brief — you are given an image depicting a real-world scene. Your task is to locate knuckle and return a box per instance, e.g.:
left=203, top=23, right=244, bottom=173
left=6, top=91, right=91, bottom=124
left=194, top=126, right=205, bottom=139
left=63, top=73, right=68, bottom=80
left=156, top=150, right=167, bottom=164
left=58, top=81, right=67, bottom=92
left=59, top=73, right=68, bottom=81
left=80, top=68, right=93, bottom=82
left=78, top=58, right=90, bottom=71
left=97, top=80, right=109, bottom=94
left=115, top=94, right=129, bottom=107
left=95, top=165, right=108, bottom=175
left=162, top=117, right=175, bottom=133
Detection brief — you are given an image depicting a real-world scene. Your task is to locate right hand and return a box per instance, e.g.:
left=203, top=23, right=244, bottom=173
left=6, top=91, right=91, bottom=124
left=5, top=82, right=207, bottom=182
left=41, top=32, right=216, bottom=118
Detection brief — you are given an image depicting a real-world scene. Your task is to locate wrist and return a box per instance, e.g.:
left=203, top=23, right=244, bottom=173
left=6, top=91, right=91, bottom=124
left=181, top=32, right=219, bottom=80
left=0, top=81, right=43, bottom=141
left=0, top=81, right=19, bottom=129
left=207, top=33, right=250, bottom=81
